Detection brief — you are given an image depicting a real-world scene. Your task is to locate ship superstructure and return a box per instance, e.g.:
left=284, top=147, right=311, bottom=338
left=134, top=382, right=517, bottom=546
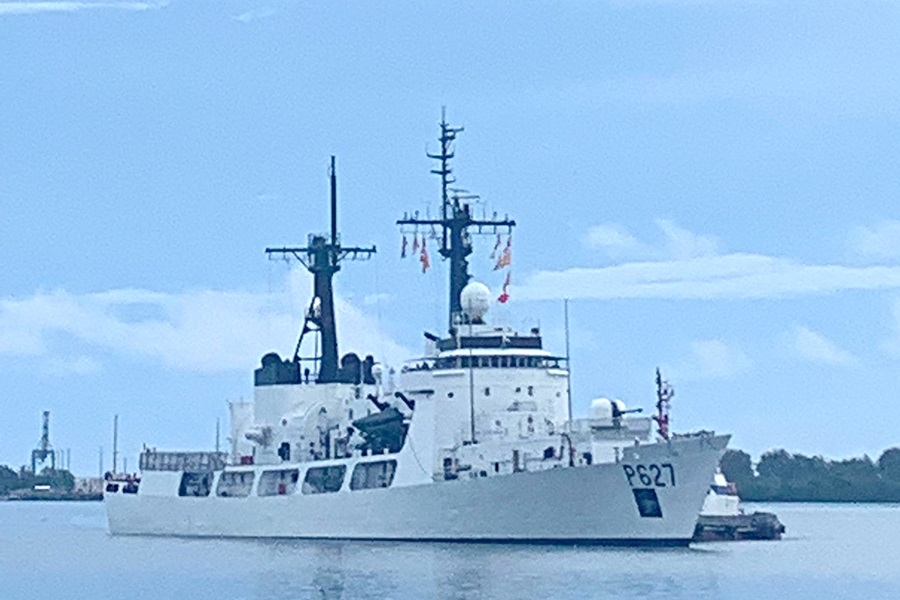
left=105, top=115, right=729, bottom=545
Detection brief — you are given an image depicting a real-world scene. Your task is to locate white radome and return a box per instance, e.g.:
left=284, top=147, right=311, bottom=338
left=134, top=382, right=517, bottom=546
left=460, top=281, right=491, bottom=320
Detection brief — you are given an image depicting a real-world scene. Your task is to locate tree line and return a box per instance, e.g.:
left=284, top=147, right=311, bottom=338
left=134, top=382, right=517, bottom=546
left=0, top=465, right=75, bottom=496
left=721, top=447, right=900, bottom=502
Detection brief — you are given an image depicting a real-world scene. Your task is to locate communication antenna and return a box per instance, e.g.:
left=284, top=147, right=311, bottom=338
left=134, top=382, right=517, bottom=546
left=112, top=414, right=119, bottom=475
left=564, top=299, right=572, bottom=422
left=397, top=108, right=516, bottom=332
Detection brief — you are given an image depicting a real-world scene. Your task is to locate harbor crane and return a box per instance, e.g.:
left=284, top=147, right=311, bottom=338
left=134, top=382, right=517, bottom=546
left=31, top=411, right=56, bottom=474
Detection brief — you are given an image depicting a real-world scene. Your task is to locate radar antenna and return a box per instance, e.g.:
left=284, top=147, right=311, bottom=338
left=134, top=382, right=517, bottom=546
left=397, top=108, right=515, bottom=331
left=266, top=157, right=376, bottom=383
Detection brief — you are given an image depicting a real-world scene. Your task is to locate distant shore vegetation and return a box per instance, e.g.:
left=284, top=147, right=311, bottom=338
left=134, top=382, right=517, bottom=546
left=0, top=465, right=75, bottom=496
left=722, top=448, right=900, bottom=503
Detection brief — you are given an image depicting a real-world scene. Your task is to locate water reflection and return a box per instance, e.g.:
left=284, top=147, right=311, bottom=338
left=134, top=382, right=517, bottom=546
left=237, top=540, right=720, bottom=600
left=3, top=503, right=900, bottom=600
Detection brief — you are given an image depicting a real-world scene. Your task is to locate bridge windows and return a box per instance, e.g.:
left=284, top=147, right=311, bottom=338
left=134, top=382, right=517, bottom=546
left=410, top=354, right=566, bottom=371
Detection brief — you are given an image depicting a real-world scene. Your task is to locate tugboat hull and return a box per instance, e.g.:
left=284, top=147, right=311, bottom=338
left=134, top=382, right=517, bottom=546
left=693, top=511, right=785, bottom=542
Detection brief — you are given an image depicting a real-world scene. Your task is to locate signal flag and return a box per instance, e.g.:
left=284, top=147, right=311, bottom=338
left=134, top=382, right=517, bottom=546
left=494, top=237, right=511, bottom=270
left=420, top=238, right=430, bottom=273
left=498, top=271, right=511, bottom=303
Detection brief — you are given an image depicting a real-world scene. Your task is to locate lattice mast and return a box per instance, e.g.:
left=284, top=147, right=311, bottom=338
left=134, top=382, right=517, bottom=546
left=397, top=109, right=516, bottom=332
left=266, top=157, right=376, bottom=383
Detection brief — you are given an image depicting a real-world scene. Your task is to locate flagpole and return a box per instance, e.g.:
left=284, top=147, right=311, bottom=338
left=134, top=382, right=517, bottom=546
left=468, top=320, right=476, bottom=444
left=564, top=298, right=572, bottom=423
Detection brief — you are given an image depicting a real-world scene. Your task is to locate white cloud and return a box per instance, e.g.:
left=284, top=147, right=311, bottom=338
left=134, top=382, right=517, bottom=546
left=883, top=299, right=900, bottom=359
left=43, top=355, right=102, bottom=376
left=584, top=219, right=718, bottom=260
left=671, top=339, right=751, bottom=380
left=0, top=270, right=412, bottom=374
left=525, top=220, right=900, bottom=301
left=0, top=1, right=167, bottom=15
left=656, top=219, right=718, bottom=259
left=520, top=254, right=900, bottom=301
left=790, top=326, right=857, bottom=366
left=582, top=223, right=649, bottom=256
left=232, top=8, right=275, bottom=23
left=849, top=220, right=900, bottom=261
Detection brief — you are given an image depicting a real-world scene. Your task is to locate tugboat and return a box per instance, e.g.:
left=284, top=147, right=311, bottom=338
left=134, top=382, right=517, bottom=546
left=693, top=472, right=786, bottom=541
left=105, top=114, right=730, bottom=545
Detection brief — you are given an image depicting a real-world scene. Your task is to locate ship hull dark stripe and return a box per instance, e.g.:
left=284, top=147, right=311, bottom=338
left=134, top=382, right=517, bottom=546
left=118, top=533, right=694, bottom=547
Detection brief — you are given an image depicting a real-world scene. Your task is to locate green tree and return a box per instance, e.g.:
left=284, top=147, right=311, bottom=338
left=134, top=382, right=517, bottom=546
left=878, top=447, right=900, bottom=482
left=48, top=469, right=75, bottom=491
left=720, top=450, right=754, bottom=487
left=0, top=465, right=18, bottom=495
left=756, top=449, right=795, bottom=481
left=35, top=467, right=75, bottom=492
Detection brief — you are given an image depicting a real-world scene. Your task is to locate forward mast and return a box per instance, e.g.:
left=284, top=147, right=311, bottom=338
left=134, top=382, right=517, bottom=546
left=266, top=157, right=376, bottom=383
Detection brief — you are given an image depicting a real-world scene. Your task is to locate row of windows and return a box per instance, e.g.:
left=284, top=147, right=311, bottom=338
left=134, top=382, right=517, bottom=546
left=410, top=356, right=564, bottom=371
left=178, top=460, right=397, bottom=498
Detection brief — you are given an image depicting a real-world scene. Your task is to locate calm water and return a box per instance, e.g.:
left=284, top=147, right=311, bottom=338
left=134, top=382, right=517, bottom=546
left=1, top=502, right=898, bottom=600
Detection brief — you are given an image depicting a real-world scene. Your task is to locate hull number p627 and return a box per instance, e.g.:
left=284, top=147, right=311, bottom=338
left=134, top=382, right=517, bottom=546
left=622, top=464, right=675, bottom=487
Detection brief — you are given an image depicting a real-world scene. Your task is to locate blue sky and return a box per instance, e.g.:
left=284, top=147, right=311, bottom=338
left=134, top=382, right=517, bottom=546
left=3, top=0, right=900, bottom=475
